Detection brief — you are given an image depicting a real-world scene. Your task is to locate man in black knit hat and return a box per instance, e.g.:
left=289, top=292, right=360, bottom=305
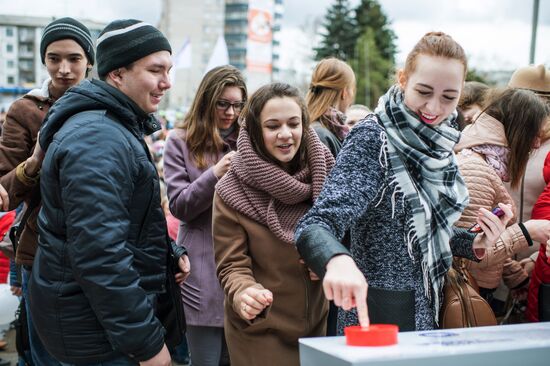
left=0, top=16, right=94, bottom=366
left=28, top=20, right=190, bottom=366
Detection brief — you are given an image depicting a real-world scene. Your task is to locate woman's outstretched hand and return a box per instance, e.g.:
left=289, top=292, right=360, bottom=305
left=323, top=255, right=370, bottom=327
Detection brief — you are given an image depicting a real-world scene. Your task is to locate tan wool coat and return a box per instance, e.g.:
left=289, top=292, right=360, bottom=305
left=212, top=193, right=328, bottom=366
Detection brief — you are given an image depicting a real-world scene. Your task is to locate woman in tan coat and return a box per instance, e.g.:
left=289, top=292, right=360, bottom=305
left=212, top=83, right=334, bottom=366
left=455, top=88, right=550, bottom=302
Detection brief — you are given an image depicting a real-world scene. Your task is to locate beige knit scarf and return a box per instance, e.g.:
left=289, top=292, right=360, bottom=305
left=216, top=125, right=335, bottom=244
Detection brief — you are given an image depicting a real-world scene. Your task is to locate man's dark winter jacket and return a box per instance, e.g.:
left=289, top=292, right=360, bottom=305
left=29, top=79, right=179, bottom=364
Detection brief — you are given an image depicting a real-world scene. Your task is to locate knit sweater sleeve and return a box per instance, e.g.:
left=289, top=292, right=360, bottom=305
left=295, top=119, right=386, bottom=273
left=449, top=227, right=479, bottom=261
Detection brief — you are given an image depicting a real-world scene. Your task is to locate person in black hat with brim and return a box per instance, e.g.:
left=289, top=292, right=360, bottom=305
left=0, top=16, right=94, bottom=366
left=28, top=19, right=190, bottom=366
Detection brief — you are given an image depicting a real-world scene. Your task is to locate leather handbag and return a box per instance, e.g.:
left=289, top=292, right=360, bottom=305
left=440, top=263, right=497, bottom=329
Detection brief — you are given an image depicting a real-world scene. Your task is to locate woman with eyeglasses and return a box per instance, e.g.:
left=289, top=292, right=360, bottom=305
left=164, top=65, right=247, bottom=366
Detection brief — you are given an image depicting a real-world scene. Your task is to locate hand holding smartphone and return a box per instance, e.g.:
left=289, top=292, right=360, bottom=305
left=468, top=207, right=505, bottom=233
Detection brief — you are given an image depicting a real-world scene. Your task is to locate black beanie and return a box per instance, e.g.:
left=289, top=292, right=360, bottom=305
left=97, top=19, right=172, bottom=78
left=40, top=17, right=95, bottom=65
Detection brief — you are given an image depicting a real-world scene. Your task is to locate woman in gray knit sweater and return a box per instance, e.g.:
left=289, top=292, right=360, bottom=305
left=295, top=32, right=513, bottom=332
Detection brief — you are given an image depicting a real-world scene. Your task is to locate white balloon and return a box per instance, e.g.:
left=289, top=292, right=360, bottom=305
left=0, top=284, right=19, bottom=325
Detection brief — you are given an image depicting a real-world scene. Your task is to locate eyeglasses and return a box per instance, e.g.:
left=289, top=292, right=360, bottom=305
left=216, top=100, right=245, bottom=112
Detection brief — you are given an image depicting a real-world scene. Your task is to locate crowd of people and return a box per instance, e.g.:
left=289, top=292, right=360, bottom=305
left=0, top=15, right=549, bottom=366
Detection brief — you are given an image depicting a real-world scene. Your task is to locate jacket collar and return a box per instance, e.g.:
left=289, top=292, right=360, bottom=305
left=26, top=78, right=52, bottom=101
left=455, top=112, right=507, bottom=152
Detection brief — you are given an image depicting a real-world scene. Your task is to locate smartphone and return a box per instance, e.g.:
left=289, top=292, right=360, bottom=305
left=468, top=207, right=505, bottom=233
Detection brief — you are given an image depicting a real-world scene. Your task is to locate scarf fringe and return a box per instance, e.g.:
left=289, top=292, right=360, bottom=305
left=378, top=131, right=388, bottom=167
left=374, top=131, right=403, bottom=217
left=390, top=182, right=400, bottom=219
left=406, top=224, right=416, bottom=260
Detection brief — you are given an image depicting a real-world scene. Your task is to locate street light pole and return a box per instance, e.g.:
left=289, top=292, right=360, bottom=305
left=529, top=0, right=539, bottom=64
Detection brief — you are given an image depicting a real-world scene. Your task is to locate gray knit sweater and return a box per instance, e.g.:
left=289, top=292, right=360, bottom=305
left=295, top=116, right=478, bottom=332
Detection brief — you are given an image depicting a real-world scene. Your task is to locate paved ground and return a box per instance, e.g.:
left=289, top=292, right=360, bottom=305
left=0, top=328, right=19, bottom=366
left=1, top=328, right=188, bottom=366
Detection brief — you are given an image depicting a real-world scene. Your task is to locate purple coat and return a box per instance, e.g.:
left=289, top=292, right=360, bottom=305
left=163, top=128, right=237, bottom=327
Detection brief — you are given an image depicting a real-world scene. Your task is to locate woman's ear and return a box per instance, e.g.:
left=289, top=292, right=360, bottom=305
left=341, top=88, right=348, bottom=101
left=397, top=69, right=407, bottom=90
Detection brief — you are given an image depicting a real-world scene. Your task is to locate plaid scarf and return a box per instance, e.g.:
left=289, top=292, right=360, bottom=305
left=374, top=85, right=469, bottom=321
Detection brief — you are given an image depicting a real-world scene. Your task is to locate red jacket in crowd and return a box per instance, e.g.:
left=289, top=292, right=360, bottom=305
left=527, top=151, right=550, bottom=321
left=0, top=211, right=16, bottom=283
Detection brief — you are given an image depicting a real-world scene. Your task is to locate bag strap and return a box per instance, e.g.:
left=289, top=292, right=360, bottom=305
left=10, top=187, right=41, bottom=254
left=448, top=268, right=472, bottom=327
left=16, top=187, right=41, bottom=240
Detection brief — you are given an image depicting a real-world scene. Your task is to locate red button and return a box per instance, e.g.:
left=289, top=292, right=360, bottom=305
left=345, top=324, right=399, bottom=346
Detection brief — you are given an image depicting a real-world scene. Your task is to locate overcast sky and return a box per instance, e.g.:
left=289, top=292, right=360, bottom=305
left=0, top=0, right=548, bottom=71
left=284, top=0, right=550, bottom=70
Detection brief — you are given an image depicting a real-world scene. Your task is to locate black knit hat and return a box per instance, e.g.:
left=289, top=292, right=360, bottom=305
left=40, top=17, right=95, bottom=65
left=97, top=19, right=172, bottom=78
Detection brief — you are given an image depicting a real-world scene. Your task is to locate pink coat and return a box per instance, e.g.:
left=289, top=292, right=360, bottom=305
left=163, top=128, right=237, bottom=327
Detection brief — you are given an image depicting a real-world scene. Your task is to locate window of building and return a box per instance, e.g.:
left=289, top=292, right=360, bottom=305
left=20, top=44, right=33, bottom=53
left=20, top=71, right=34, bottom=84
left=6, top=27, right=14, bottom=37
left=18, top=27, right=34, bottom=42
left=7, top=76, right=15, bottom=84
left=7, top=60, right=15, bottom=68
left=6, top=44, right=13, bottom=53
left=20, top=60, right=33, bottom=71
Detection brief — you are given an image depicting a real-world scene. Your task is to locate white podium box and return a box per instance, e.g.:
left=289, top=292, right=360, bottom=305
left=299, top=322, right=550, bottom=366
